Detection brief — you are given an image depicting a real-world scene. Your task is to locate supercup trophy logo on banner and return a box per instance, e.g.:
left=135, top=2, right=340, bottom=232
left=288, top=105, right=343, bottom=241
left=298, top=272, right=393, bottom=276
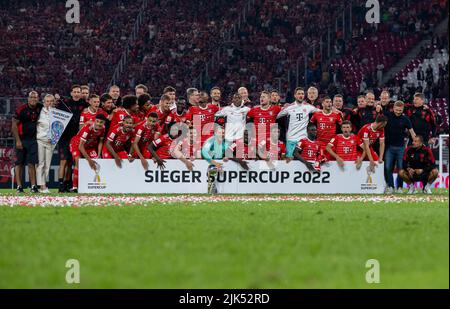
left=361, top=166, right=378, bottom=191
left=48, top=107, right=73, bottom=146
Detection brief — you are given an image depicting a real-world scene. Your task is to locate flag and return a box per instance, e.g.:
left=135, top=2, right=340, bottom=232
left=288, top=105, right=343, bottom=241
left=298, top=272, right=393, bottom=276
left=48, top=107, right=73, bottom=145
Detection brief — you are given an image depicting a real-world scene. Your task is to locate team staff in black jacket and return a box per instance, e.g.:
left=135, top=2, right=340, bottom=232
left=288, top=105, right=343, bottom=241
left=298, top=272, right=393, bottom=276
left=405, top=93, right=437, bottom=146
left=399, top=135, right=438, bottom=195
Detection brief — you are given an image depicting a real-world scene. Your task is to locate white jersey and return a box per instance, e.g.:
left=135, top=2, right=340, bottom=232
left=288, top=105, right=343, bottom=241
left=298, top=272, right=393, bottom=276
left=215, top=104, right=250, bottom=141
left=277, top=102, right=318, bottom=141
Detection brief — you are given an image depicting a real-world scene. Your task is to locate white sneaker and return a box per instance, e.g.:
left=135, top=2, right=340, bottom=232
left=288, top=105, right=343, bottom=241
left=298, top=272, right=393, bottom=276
left=395, top=187, right=404, bottom=194
left=39, top=188, right=50, bottom=194
left=384, top=187, right=394, bottom=194
left=423, top=184, right=432, bottom=194
left=407, top=186, right=416, bottom=194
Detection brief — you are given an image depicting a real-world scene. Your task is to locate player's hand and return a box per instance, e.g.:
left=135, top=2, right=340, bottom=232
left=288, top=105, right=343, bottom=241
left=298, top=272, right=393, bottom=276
left=185, top=160, right=194, bottom=171
left=407, top=168, right=415, bottom=177
left=155, top=158, right=166, bottom=170
left=378, top=158, right=384, bottom=164
left=336, top=157, right=345, bottom=168
left=369, top=161, right=377, bottom=171
left=286, top=157, right=293, bottom=163
left=223, top=157, right=229, bottom=162
left=239, top=160, right=250, bottom=171
left=88, top=159, right=97, bottom=171
left=415, top=169, right=423, bottom=175
left=305, top=162, right=316, bottom=172
left=214, top=162, right=223, bottom=172
left=355, top=159, right=363, bottom=170
left=16, top=140, right=23, bottom=150
left=127, top=156, right=135, bottom=163
left=114, top=158, right=122, bottom=168
left=141, top=158, right=149, bottom=170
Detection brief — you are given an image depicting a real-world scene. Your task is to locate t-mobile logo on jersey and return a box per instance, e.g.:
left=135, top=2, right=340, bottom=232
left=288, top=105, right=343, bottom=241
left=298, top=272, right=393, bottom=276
left=66, top=0, right=80, bottom=24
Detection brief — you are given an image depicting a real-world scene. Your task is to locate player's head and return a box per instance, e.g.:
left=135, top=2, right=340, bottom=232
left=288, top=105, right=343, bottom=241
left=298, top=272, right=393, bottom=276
left=231, top=93, right=243, bottom=107
left=186, top=88, right=200, bottom=106
left=365, top=91, right=375, bottom=106
left=199, top=91, right=209, bottom=106
left=260, top=91, right=270, bottom=107
left=94, top=114, right=107, bottom=130
left=270, top=125, right=280, bottom=143
left=210, top=87, right=221, bottom=103
left=81, top=85, right=90, bottom=100
left=176, top=97, right=186, bottom=112
left=321, top=96, right=332, bottom=112
left=71, top=85, right=82, bottom=101
left=413, top=92, right=425, bottom=107
left=109, top=85, right=120, bottom=100
left=159, top=94, right=171, bottom=112
left=88, top=94, right=100, bottom=109
left=100, top=93, right=114, bottom=112
left=238, top=87, right=249, bottom=100
left=163, top=86, right=176, bottom=103
left=122, top=116, right=134, bottom=132
left=294, top=87, right=305, bottom=102
left=412, top=135, right=424, bottom=148
left=374, top=115, right=388, bottom=129
left=393, top=101, right=405, bottom=116
left=341, top=120, right=352, bottom=137
left=333, top=94, right=344, bottom=109
left=122, top=95, right=139, bottom=113
left=270, top=90, right=280, bottom=104
left=357, top=95, right=367, bottom=108
left=135, top=84, right=148, bottom=97
left=307, top=86, right=318, bottom=101
left=380, top=90, right=390, bottom=105
left=146, top=112, right=158, bottom=127
left=307, top=124, right=317, bottom=140
left=43, top=94, right=55, bottom=108
left=138, top=93, right=152, bottom=111
left=214, top=125, right=225, bottom=141
left=27, top=91, right=39, bottom=107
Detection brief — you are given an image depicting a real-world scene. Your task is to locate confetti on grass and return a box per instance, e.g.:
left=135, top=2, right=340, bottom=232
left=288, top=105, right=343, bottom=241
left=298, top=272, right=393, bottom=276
left=0, top=194, right=447, bottom=207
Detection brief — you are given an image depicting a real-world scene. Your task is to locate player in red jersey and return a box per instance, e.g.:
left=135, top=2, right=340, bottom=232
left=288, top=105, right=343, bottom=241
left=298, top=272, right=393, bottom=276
left=103, top=116, right=134, bottom=167
left=293, top=125, right=325, bottom=171
left=257, top=126, right=286, bottom=167
left=147, top=94, right=172, bottom=130
left=79, top=94, right=108, bottom=129
left=165, top=98, right=188, bottom=124
left=137, top=93, right=152, bottom=120
left=170, top=127, right=198, bottom=170
left=131, top=112, right=160, bottom=170
left=310, top=96, right=342, bottom=159
left=186, top=92, right=220, bottom=146
left=109, top=95, right=140, bottom=128
left=326, top=121, right=365, bottom=170
left=69, top=114, right=107, bottom=192
left=357, top=115, right=388, bottom=171
left=247, top=91, right=282, bottom=146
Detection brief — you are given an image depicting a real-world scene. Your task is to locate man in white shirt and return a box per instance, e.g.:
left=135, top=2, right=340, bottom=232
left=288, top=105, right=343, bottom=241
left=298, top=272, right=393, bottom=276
left=276, top=99, right=319, bottom=159
left=215, top=93, right=250, bottom=143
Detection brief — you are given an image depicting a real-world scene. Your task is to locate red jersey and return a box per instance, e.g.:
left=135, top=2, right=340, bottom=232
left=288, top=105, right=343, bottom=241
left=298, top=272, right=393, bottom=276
left=110, top=108, right=132, bottom=128
left=247, top=105, right=282, bottom=143
left=259, top=140, right=286, bottom=160
left=71, top=124, right=105, bottom=150
left=171, top=137, right=201, bottom=159
left=79, top=108, right=108, bottom=127
left=357, top=123, right=385, bottom=147
left=152, top=134, right=173, bottom=159
left=328, top=134, right=361, bottom=161
left=133, top=122, right=160, bottom=147
left=147, top=105, right=170, bottom=125
left=310, top=111, right=342, bottom=147
left=297, top=138, right=324, bottom=162
left=166, top=109, right=188, bottom=124
left=106, top=126, right=133, bottom=153
left=186, top=104, right=220, bottom=143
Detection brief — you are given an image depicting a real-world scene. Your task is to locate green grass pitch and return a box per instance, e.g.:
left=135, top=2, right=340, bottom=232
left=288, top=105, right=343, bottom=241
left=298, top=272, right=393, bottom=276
left=0, top=189, right=448, bottom=288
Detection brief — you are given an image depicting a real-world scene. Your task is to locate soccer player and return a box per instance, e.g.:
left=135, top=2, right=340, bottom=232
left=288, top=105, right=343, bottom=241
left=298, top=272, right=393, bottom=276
left=109, top=85, right=121, bottom=107
left=306, top=86, right=320, bottom=108
left=326, top=121, right=364, bottom=170
left=103, top=116, right=134, bottom=168
left=110, top=95, right=140, bottom=128
left=186, top=88, right=200, bottom=107
left=310, top=96, right=342, bottom=158
left=399, top=135, right=439, bottom=194
left=135, top=84, right=148, bottom=98
left=405, top=93, right=436, bottom=146
left=257, top=126, right=286, bottom=163
left=270, top=90, right=281, bottom=105
left=147, top=94, right=172, bottom=131
left=215, top=93, right=250, bottom=145
left=81, top=85, right=90, bottom=101
left=210, top=87, right=222, bottom=107
left=186, top=93, right=220, bottom=147
left=12, top=91, right=42, bottom=193
left=163, top=86, right=177, bottom=110
left=247, top=91, right=281, bottom=146
left=276, top=92, right=319, bottom=160
left=293, top=125, right=325, bottom=172
left=332, top=94, right=353, bottom=122
left=79, top=94, right=108, bottom=129
left=357, top=115, right=388, bottom=171
left=238, top=87, right=252, bottom=106
left=137, top=93, right=152, bottom=119
left=166, top=98, right=188, bottom=124
left=131, top=113, right=160, bottom=170
left=170, top=126, right=198, bottom=170
left=69, top=114, right=107, bottom=192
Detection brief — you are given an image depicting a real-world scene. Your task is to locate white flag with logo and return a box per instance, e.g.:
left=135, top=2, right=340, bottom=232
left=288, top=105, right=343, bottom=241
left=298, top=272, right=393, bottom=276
left=48, top=107, right=73, bottom=145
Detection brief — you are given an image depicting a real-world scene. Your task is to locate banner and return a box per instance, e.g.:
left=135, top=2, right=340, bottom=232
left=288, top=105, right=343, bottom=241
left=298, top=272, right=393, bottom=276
left=48, top=107, right=72, bottom=145
left=79, top=159, right=386, bottom=194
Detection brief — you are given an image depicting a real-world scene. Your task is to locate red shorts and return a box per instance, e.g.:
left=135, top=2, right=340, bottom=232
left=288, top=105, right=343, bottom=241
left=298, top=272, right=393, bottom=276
left=69, top=142, right=98, bottom=160
left=358, top=147, right=379, bottom=161
left=102, top=147, right=129, bottom=159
